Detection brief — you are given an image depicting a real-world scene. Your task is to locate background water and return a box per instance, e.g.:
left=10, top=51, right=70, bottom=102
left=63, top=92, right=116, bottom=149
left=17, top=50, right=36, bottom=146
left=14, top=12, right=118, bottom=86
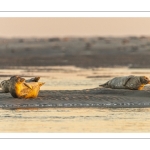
left=1, top=66, right=150, bottom=90
left=0, top=66, right=150, bottom=132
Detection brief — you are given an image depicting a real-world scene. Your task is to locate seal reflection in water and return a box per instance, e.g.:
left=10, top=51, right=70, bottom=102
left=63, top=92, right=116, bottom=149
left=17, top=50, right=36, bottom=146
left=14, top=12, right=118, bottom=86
left=100, top=75, right=150, bottom=90
left=9, top=76, right=44, bottom=98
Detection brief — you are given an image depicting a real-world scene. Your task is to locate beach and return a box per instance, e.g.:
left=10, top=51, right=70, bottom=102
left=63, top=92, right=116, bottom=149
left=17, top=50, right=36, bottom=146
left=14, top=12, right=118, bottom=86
left=0, top=37, right=150, bottom=108
left=1, top=37, right=150, bottom=132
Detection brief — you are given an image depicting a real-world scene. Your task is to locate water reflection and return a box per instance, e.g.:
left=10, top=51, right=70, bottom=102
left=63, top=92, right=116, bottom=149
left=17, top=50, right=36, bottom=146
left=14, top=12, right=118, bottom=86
left=1, top=108, right=150, bottom=132
left=0, top=66, right=150, bottom=90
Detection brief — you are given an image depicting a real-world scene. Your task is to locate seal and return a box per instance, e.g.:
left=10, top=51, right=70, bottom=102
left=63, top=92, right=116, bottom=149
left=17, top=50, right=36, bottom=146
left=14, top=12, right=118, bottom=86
left=0, top=76, right=40, bottom=93
left=9, top=76, right=45, bottom=98
left=100, top=75, right=150, bottom=90
left=0, top=80, right=10, bottom=93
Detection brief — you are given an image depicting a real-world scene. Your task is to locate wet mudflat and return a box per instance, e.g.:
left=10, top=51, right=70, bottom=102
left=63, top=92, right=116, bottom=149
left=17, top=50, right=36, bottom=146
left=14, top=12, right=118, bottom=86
left=0, top=88, right=150, bottom=109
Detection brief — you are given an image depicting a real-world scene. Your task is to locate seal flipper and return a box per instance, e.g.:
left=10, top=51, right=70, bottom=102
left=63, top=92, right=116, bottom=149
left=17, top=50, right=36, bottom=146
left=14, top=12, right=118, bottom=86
left=34, top=77, right=40, bottom=82
left=26, top=77, right=40, bottom=82
left=99, top=81, right=109, bottom=88
left=24, top=83, right=33, bottom=89
left=38, top=82, right=45, bottom=87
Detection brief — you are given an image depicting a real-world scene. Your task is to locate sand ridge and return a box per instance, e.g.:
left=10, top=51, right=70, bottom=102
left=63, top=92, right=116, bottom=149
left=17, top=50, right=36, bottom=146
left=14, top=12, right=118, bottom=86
left=0, top=88, right=150, bottom=109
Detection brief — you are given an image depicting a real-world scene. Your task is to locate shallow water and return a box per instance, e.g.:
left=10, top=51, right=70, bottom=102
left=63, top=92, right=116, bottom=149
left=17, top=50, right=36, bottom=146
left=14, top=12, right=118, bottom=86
left=1, top=107, right=150, bottom=132
left=1, top=66, right=150, bottom=90
left=1, top=66, right=150, bottom=132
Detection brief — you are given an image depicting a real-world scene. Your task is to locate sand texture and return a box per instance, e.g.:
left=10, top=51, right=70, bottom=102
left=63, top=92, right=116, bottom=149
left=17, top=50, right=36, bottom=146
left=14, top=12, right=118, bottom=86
left=0, top=88, right=150, bottom=109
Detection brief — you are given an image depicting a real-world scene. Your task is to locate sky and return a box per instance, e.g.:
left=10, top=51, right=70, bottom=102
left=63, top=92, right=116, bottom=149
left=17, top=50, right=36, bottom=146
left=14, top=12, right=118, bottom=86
left=0, top=18, right=150, bottom=38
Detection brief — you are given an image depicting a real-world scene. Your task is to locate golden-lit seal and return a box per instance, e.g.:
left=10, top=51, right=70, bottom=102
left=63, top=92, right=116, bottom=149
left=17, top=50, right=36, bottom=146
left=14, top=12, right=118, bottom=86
left=0, top=76, right=40, bottom=93
left=100, top=75, right=150, bottom=90
left=9, top=76, right=44, bottom=98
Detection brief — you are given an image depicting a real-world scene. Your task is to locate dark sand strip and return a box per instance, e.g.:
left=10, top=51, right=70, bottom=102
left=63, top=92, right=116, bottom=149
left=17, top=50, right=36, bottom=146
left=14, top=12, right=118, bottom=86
left=0, top=88, right=150, bottom=109
left=1, top=37, right=150, bottom=68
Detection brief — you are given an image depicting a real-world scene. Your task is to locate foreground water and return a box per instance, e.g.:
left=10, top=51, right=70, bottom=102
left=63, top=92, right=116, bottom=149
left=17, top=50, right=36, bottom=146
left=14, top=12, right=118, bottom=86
left=0, top=66, right=150, bottom=132
left=1, top=108, right=150, bottom=132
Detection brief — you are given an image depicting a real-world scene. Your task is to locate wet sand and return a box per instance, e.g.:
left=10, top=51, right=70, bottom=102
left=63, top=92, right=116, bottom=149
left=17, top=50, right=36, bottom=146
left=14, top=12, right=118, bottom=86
left=1, top=88, right=150, bottom=109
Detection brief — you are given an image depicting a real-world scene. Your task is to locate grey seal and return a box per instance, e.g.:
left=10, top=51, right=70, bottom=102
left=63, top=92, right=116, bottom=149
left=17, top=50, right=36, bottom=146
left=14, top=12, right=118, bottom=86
left=100, top=75, right=150, bottom=90
left=0, top=80, right=10, bottom=93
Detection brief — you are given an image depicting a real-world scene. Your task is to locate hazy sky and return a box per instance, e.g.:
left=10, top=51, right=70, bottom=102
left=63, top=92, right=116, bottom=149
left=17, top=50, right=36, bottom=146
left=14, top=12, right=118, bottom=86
left=0, top=18, right=150, bottom=38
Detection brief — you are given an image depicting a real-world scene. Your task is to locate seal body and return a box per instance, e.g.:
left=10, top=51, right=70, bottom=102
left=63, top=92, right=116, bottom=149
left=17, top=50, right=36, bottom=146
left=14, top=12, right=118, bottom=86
left=0, top=76, right=40, bottom=93
left=100, top=75, right=150, bottom=90
left=9, top=76, right=44, bottom=98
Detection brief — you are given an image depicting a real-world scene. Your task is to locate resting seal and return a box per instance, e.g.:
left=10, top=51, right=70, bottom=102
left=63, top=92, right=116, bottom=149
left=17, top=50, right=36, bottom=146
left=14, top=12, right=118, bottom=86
left=0, top=76, right=40, bottom=93
left=9, top=76, right=44, bottom=98
left=100, top=75, right=150, bottom=90
left=0, top=80, right=10, bottom=93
